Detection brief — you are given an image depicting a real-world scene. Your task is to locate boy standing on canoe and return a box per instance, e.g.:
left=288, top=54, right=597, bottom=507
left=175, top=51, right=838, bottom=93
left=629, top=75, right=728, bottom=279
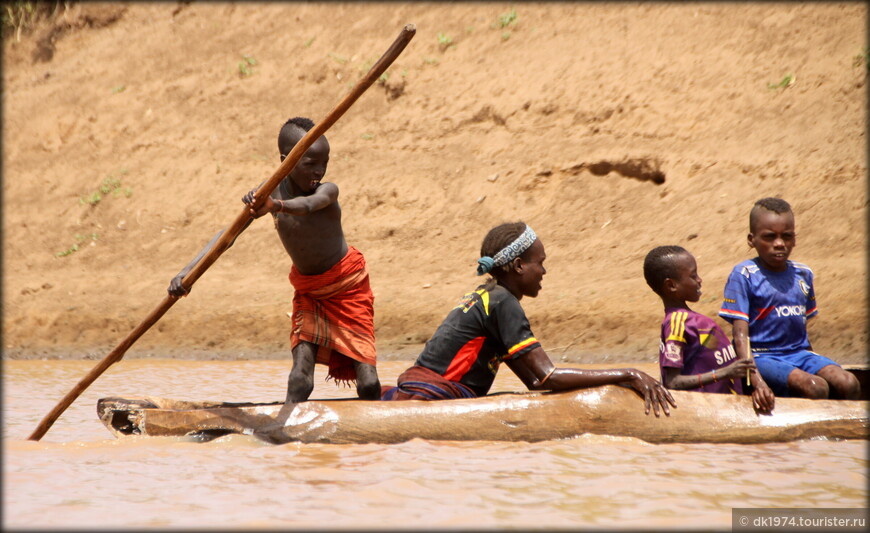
left=169, top=117, right=380, bottom=403
left=718, top=197, right=860, bottom=400
left=643, top=245, right=774, bottom=412
left=381, top=221, right=677, bottom=417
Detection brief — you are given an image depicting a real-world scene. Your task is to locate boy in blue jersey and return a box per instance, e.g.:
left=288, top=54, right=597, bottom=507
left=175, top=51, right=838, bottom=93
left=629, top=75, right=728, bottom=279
left=719, top=198, right=860, bottom=399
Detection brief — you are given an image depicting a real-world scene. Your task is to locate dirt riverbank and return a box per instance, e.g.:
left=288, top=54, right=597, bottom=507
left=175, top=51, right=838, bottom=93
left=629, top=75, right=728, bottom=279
left=3, top=2, right=867, bottom=364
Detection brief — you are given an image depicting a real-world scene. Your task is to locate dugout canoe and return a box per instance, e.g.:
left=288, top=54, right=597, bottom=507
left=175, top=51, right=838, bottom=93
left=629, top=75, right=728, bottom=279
left=97, top=367, right=869, bottom=445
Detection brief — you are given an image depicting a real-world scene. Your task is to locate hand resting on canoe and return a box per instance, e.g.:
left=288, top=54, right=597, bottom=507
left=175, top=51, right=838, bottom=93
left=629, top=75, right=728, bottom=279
left=507, top=345, right=676, bottom=417
left=381, top=221, right=676, bottom=416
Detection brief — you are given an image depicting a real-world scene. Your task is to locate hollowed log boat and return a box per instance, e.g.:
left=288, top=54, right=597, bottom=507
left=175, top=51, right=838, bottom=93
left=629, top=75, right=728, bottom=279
left=97, top=366, right=869, bottom=445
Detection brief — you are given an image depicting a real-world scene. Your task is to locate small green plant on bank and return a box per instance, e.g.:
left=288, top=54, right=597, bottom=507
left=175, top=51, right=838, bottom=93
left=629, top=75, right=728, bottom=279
left=437, top=32, right=454, bottom=50
left=80, top=190, right=102, bottom=206
left=854, top=48, right=869, bottom=70
left=303, top=37, right=315, bottom=48
left=767, top=73, right=795, bottom=90
left=494, top=8, right=518, bottom=29
left=56, top=233, right=98, bottom=257
left=423, top=57, right=439, bottom=65
left=361, top=133, right=374, bottom=140
left=2, top=1, right=66, bottom=42
left=111, top=85, right=126, bottom=94
left=502, top=31, right=511, bottom=41
left=238, top=55, right=257, bottom=77
left=80, top=171, right=132, bottom=206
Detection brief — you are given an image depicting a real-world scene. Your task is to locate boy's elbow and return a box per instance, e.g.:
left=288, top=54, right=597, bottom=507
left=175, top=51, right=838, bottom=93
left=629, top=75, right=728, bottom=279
left=526, top=381, right=548, bottom=391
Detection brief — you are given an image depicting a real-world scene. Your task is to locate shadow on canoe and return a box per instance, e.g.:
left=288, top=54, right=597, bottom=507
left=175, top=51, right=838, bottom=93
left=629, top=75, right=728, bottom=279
left=97, top=367, right=869, bottom=445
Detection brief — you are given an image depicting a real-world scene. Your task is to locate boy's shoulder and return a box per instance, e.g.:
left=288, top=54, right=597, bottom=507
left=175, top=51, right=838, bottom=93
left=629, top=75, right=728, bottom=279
left=454, top=284, right=522, bottom=318
left=789, top=260, right=814, bottom=276
left=661, top=307, right=717, bottom=330
left=727, top=258, right=814, bottom=279
left=728, top=258, right=761, bottom=280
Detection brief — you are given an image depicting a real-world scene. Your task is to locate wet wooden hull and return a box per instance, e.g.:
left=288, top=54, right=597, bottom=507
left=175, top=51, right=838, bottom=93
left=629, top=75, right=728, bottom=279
left=97, top=384, right=869, bottom=445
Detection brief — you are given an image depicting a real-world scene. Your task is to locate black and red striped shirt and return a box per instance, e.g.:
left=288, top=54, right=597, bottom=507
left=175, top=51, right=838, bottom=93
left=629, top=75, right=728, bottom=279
left=415, top=284, right=541, bottom=396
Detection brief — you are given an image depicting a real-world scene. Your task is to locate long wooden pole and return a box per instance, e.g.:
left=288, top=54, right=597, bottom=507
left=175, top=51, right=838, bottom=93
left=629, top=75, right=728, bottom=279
left=28, top=24, right=416, bottom=441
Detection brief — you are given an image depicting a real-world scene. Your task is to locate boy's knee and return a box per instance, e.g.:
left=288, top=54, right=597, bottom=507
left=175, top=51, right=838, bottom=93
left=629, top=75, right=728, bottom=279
left=356, top=379, right=381, bottom=400
left=286, top=371, right=314, bottom=403
left=788, top=370, right=829, bottom=399
left=354, top=363, right=381, bottom=400
left=824, top=370, right=861, bottom=400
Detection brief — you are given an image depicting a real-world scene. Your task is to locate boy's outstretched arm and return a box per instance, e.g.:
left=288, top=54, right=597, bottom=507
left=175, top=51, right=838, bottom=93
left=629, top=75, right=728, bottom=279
left=506, top=346, right=677, bottom=417
left=732, top=320, right=775, bottom=412
left=167, top=220, right=252, bottom=297
left=244, top=183, right=339, bottom=218
left=662, top=359, right=756, bottom=390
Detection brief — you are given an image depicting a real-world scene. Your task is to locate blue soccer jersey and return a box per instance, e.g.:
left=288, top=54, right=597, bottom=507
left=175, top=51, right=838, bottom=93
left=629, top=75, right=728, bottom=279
left=719, top=258, right=817, bottom=355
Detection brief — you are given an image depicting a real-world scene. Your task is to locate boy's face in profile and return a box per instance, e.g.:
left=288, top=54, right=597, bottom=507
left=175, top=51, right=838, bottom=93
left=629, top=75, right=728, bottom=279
left=514, top=239, right=547, bottom=299
left=749, top=210, right=795, bottom=272
left=282, top=135, right=330, bottom=195
left=667, top=252, right=702, bottom=303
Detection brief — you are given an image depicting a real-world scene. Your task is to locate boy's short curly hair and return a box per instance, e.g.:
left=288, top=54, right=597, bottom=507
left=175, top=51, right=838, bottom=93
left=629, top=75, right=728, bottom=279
left=277, top=116, right=316, bottom=156
left=750, top=197, right=792, bottom=232
left=643, top=245, right=689, bottom=295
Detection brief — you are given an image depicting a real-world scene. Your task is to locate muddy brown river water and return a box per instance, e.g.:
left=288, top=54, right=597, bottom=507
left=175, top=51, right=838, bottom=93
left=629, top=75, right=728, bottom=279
left=3, top=359, right=866, bottom=529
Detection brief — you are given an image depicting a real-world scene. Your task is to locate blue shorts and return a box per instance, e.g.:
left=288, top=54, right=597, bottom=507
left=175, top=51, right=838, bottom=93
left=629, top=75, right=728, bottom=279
left=754, top=350, right=841, bottom=397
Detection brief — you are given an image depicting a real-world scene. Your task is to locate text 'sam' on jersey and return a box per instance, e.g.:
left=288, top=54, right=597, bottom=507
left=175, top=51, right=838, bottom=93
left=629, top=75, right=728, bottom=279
left=415, top=284, right=541, bottom=397
left=718, top=258, right=817, bottom=355
left=659, top=307, right=744, bottom=394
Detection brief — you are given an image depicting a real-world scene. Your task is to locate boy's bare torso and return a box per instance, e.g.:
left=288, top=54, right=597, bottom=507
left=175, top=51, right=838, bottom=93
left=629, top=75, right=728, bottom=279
left=271, top=182, right=348, bottom=276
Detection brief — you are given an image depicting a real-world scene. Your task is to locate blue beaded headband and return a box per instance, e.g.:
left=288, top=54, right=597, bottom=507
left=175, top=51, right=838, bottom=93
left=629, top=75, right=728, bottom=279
left=476, top=225, right=537, bottom=275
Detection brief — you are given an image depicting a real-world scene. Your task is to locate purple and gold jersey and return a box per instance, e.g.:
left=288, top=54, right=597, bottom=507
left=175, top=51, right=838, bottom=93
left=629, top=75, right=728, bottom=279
left=659, top=307, right=744, bottom=394
left=415, top=284, right=541, bottom=397
left=718, top=258, right=816, bottom=355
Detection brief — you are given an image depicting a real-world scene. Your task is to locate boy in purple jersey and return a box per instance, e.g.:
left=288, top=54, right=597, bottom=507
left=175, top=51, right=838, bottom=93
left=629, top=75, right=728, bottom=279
left=719, top=197, right=860, bottom=400
left=644, top=246, right=773, bottom=412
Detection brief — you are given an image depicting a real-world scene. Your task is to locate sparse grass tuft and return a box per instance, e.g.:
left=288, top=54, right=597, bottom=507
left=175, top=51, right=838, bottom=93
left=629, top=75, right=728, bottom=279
left=80, top=171, right=132, bottom=206
left=80, top=191, right=102, bottom=206
left=494, top=8, right=518, bottom=29
left=437, top=32, right=454, bottom=51
left=2, top=1, right=66, bottom=42
left=767, top=73, right=795, bottom=90
left=854, top=48, right=868, bottom=70
left=238, top=55, right=257, bottom=77
left=56, top=233, right=98, bottom=258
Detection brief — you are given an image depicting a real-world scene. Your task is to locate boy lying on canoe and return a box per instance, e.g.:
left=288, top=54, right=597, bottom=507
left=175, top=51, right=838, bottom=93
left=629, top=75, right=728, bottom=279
left=643, top=245, right=774, bottom=413
left=169, top=117, right=381, bottom=404
left=381, top=221, right=676, bottom=416
left=719, top=197, right=860, bottom=400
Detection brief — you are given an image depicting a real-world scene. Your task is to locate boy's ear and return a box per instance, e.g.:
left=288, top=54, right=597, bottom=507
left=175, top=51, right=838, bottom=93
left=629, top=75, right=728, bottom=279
left=662, top=278, right=677, bottom=294
left=510, top=257, right=523, bottom=274
left=747, top=232, right=755, bottom=249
